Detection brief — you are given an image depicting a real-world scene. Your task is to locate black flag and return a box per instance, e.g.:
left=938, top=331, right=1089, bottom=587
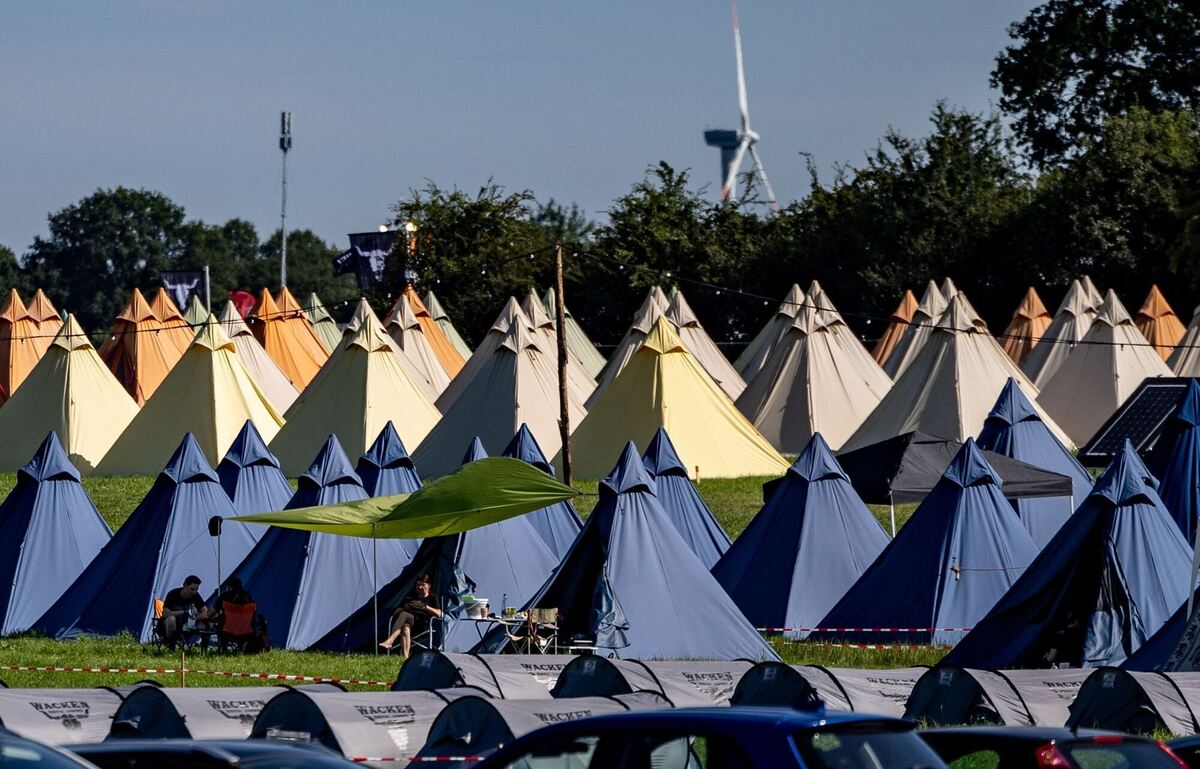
left=160, top=269, right=205, bottom=310
left=334, top=231, right=395, bottom=291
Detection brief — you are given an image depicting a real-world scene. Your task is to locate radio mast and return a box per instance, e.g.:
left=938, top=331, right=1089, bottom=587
left=279, top=111, right=293, bottom=287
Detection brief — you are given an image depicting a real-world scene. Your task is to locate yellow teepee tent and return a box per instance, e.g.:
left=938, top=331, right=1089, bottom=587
left=269, top=311, right=441, bottom=476
left=95, top=315, right=285, bottom=475
left=0, top=316, right=138, bottom=473
left=563, top=316, right=788, bottom=479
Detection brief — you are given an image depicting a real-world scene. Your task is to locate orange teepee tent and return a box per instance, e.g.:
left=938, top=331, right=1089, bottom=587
left=1000, top=287, right=1053, bottom=365
left=248, top=288, right=326, bottom=389
left=148, top=287, right=196, bottom=356
left=404, top=284, right=465, bottom=377
left=98, top=288, right=186, bottom=404
left=275, top=286, right=332, bottom=362
left=872, top=290, right=917, bottom=366
left=25, top=288, right=62, bottom=356
left=0, top=290, right=44, bottom=403
left=1135, top=285, right=1187, bottom=360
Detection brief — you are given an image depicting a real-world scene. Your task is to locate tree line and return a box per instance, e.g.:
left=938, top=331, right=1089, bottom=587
left=2, top=0, right=1196, bottom=348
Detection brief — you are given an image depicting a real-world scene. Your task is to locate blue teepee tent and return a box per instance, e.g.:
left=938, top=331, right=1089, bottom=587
left=217, top=421, right=293, bottom=516
left=976, top=378, right=1093, bottom=547
left=315, top=435, right=559, bottom=653
left=462, top=437, right=487, bottom=465
left=356, top=421, right=422, bottom=497
left=1122, top=586, right=1200, bottom=670
left=501, top=424, right=581, bottom=558
left=641, top=427, right=731, bottom=569
left=35, top=434, right=259, bottom=641
left=944, top=441, right=1193, bottom=668
left=812, top=439, right=1040, bottom=646
left=712, top=433, right=889, bottom=638
left=1147, top=379, right=1200, bottom=544
left=473, top=442, right=778, bottom=660
left=225, top=435, right=417, bottom=649
left=0, top=433, right=112, bottom=635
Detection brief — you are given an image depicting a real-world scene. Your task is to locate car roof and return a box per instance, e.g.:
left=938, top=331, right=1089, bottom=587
left=923, top=727, right=1149, bottom=743
left=513, top=706, right=907, bottom=730
left=71, top=739, right=333, bottom=758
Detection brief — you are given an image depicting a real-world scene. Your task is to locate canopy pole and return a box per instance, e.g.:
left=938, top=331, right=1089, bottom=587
left=1189, top=515, right=1200, bottom=619
left=372, top=523, right=379, bottom=654
left=888, top=490, right=896, bottom=537
left=554, top=244, right=574, bottom=486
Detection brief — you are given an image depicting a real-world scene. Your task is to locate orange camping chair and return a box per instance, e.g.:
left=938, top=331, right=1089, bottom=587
left=218, top=602, right=257, bottom=652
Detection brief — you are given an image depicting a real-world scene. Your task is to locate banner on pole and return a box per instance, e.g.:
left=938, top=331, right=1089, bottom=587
left=335, top=231, right=395, bottom=291
left=160, top=269, right=206, bottom=310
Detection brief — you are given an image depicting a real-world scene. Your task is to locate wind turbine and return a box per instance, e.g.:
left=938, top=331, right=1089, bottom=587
left=704, top=2, right=777, bottom=210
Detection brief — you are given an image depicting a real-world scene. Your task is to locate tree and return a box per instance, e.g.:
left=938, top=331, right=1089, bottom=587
left=179, top=218, right=265, bottom=310
left=391, top=182, right=561, bottom=345
left=23, top=188, right=187, bottom=333
left=0, top=245, right=28, bottom=299
left=258, top=229, right=358, bottom=314
left=993, top=0, right=1200, bottom=165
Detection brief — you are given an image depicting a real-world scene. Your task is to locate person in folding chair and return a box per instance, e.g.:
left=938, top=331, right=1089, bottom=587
left=156, top=575, right=209, bottom=651
left=379, top=574, right=443, bottom=656
left=210, top=577, right=260, bottom=652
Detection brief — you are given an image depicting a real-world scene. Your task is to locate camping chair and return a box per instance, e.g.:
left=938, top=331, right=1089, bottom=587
left=217, top=602, right=258, bottom=652
left=150, top=599, right=213, bottom=652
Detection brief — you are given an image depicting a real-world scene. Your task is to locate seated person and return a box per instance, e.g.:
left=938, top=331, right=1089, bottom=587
left=379, top=574, right=442, bottom=656
left=210, top=577, right=257, bottom=649
left=157, top=575, right=208, bottom=648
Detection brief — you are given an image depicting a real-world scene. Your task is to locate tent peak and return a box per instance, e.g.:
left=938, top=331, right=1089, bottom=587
left=220, top=420, right=281, bottom=470
left=788, top=432, right=849, bottom=483
left=359, top=421, right=415, bottom=471
left=778, top=284, right=805, bottom=318
left=941, top=439, right=1002, bottom=489
left=50, top=315, right=93, bottom=351
left=602, top=441, right=656, bottom=496
left=1015, top=287, right=1050, bottom=321
left=0, top=289, right=30, bottom=323
left=1080, top=275, right=1104, bottom=310
left=26, top=289, right=60, bottom=323
left=499, top=318, right=543, bottom=355
left=986, top=378, right=1041, bottom=427
left=641, top=316, right=687, bottom=355
left=189, top=314, right=235, bottom=352
left=520, top=289, right=553, bottom=330
left=346, top=309, right=393, bottom=353
left=502, top=424, right=554, bottom=476
left=117, top=288, right=157, bottom=323
left=665, top=288, right=701, bottom=328
left=218, top=300, right=253, bottom=338
left=159, top=433, right=220, bottom=485
left=386, top=293, right=420, bottom=331
left=19, top=431, right=81, bottom=483
left=1094, top=289, right=1134, bottom=327
left=936, top=292, right=989, bottom=333
left=642, top=427, right=687, bottom=478
left=462, top=436, right=489, bottom=465
left=1090, top=440, right=1160, bottom=507
left=305, top=293, right=333, bottom=323
left=299, top=435, right=361, bottom=489
left=490, top=297, right=531, bottom=335
left=915, top=280, right=947, bottom=320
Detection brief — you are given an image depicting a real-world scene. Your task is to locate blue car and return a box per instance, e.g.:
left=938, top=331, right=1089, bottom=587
left=472, top=706, right=948, bottom=769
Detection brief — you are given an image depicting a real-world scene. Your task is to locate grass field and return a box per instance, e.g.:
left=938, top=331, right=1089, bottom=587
left=0, top=473, right=926, bottom=689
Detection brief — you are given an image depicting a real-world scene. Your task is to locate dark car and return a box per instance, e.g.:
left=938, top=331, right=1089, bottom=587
left=68, top=739, right=359, bottom=769
left=472, top=706, right=949, bottom=769
left=1167, top=735, right=1200, bottom=769
left=922, top=727, right=1189, bottom=769
left=0, top=728, right=97, bottom=768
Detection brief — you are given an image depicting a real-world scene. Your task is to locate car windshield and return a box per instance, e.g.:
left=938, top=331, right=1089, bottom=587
left=794, top=724, right=947, bottom=769
left=1061, top=742, right=1182, bottom=769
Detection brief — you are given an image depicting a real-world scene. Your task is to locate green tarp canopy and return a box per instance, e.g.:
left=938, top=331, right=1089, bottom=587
left=232, top=457, right=577, bottom=539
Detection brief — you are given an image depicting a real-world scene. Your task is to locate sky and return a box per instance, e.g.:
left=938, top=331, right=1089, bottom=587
left=1, top=1, right=1039, bottom=254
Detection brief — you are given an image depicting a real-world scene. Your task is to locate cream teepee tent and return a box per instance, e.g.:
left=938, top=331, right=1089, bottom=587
left=1000, top=287, right=1053, bottom=366
left=95, top=315, right=286, bottom=475
left=1021, top=280, right=1097, bottom=388
left=737, top=299, right=892, bottom=452
left=182, top=296, right=208, bottom=327
left=587, top=286, right=671, bottom=408
left=883, top=280, right=946, bottom=378
left=304, top=292, right=343, bottom=352
left=1170, top=305, right=1200, bottom=376
left=437, top=298, right=534, bottom=411
left=269, top=311, right=441, bottom=476
left=218, top=301, right=300, bottom=412
left=385, top=293, right=452, bottom=396
left=541, top=286, right=607, bottom=378
left=665, top=288, right=745, bottom=401
left=1038, top=290, right=1173, bottom=446
left=520, top=289, right=596, bottom=402
left=413, top=321, right=588, bottom=477
left=564, top=316, right=788, bottom=479
left=1135, top=285, right=1187, bottom=361
left=843, top=292, right=1071, bottom=452
left=388, top=285, right=465, bottom=378
left=735, top=283, right=804, bottom=380
left=0, top=316, right=138, bottom=473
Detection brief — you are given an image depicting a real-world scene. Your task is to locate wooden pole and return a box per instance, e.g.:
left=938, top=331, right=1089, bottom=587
left=554, top=245, right=573, bottom=486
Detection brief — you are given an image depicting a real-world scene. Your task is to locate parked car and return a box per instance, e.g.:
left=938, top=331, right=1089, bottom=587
left=68, top=739, right=358, bottom=769
left=0, top=728, right=97, bottom=769
left=921, top=727, right=1189, bottom=769
left=471, top=706, right=948, bottom=769
left=1167, top=735, right=1200, bottom=769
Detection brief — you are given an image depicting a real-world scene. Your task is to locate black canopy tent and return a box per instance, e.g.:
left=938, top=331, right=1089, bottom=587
left=836, top=432, right=1074, bottom=505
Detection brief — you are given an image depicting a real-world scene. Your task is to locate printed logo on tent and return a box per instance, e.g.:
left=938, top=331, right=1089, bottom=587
left=206, top=699, right=268, bottom=724
left=1042, top=680, right=1083, bottom=700
left=519, top=662, right=567, bottom=688
left=355, top=704, right=416, bottom=752
left=1102, top=672, right=1117, bottom=689
left=938, top=670, right=955, bottom=686
left=680, top=672, right=736, bottom=698
left=534, top=710, right=594, bottom=724
left=28, top=701, right=91, bottom=730
left=763, top=667, right=778, bottom=681
left=867, top=675, right=922, bottom=702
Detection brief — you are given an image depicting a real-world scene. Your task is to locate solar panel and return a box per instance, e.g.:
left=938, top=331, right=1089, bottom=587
left=1077, top=377, right=1195, bottom=466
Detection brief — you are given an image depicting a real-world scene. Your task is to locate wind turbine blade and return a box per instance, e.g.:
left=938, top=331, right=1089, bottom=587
left=732, top=1, right=750, bottom=131
left=721, top=138, right=751, bottom=202
left=748, top=144, right=779, bottom=212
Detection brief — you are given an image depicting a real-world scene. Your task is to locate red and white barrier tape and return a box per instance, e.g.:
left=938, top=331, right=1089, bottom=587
left=0, top=665, right=179, bottom=674
left=758, top=627, right=972, bottom=633
left=0, top=664, right=391, bottom=687
left=353, top=757, right=484, bottom=763
left=188, top=669, right=392, bottom=687
left=808, top=643, right=932, bottom=650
